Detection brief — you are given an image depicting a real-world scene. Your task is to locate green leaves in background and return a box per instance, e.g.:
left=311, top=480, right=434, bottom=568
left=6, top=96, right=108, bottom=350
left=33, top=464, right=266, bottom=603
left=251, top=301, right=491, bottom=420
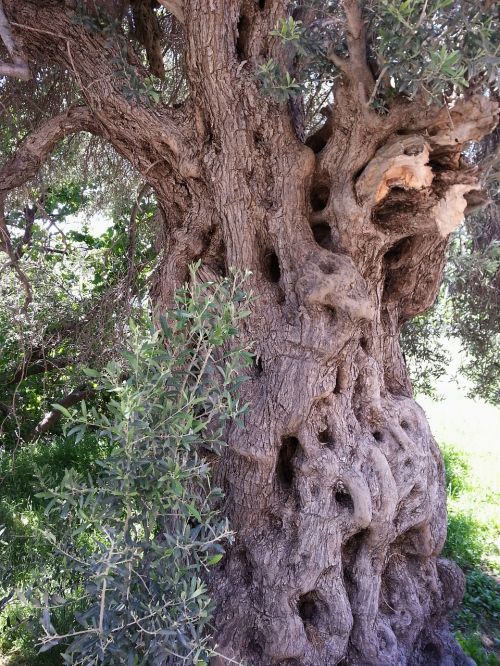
left=1, top=266, right=252, bottom=665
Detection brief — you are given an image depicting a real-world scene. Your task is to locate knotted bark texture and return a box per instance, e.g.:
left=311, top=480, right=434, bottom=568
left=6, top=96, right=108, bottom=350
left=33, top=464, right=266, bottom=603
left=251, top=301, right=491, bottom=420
left=182, top=15, right=496, bottom=660
left=205, top=90, right=496, bottom=662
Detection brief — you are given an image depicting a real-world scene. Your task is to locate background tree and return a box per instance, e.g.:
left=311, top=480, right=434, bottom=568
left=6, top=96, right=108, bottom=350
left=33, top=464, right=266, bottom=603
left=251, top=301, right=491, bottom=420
left=0, top=1, right=498, bottom=665
left=402, top=129, right=500, bottom=404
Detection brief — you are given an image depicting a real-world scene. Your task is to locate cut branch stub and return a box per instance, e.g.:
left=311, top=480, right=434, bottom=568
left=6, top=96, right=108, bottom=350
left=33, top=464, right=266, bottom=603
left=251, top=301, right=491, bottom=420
left=356, top=135, right=433, bottom=206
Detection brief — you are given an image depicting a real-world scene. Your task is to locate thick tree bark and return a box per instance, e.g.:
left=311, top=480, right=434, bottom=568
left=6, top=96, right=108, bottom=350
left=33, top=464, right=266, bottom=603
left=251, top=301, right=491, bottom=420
left=3, top=2, right=499, bottom=664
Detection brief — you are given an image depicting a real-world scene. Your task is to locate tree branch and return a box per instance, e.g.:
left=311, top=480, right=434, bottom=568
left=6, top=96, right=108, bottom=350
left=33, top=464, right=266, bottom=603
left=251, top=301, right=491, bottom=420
left=0, top=106, right=97, bottom=195
left=342, top=0, right=369, bottom=75
left=30, top=384, right=93, bottom=439
left=125, top=182, right=150, bottom=304
left=327, top=0, right=374, bottom=100
left=14, top=203, right=37, bottom=260
left=0, top=194, right=33, bottom=311
left=0, top=107, right=97, bottom=312
left=6, top=2, right=200, bottom=183
left=0, top=356, right=72, bottom=388
left=0, top=0, right=30, bottom=79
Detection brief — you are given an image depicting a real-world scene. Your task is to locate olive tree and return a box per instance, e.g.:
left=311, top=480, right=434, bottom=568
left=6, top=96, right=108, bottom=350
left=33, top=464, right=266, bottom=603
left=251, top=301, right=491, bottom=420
left=0, top=1, right=498, bottom=664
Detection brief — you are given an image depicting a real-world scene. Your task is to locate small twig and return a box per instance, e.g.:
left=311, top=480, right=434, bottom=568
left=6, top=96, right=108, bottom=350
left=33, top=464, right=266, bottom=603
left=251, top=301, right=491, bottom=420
left=125, top=182, right=150, bottom=307
left=41, top=246, right=68, bottom=255
left=0, top=194, right=32, bottom=311
left=99, top=530, right=114, bottom=638
left=368, top=65, right=388, bottom=107
left=211, top=650, right=245, bottom=665
left=415, top=0, right=429, bottom=30
left=9, top=21, right=59, bottom=38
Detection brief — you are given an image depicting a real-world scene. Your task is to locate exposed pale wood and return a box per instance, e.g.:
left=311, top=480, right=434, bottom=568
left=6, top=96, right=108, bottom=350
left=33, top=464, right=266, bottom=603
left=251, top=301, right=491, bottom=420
left=433, top=183, right=480, bottom=236
left=428, top=96, right=499, bottom=147
left=356, top=135, right=433, bottom=205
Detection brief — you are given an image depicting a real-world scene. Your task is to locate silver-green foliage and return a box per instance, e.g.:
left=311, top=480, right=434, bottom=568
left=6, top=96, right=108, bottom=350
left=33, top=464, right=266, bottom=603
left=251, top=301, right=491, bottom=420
left=260, top=1, right=498, bottom=105
left=369, top=0, right=498, bottom=101
left=30, top=265, right=252, bottom=665
left=255, top=18, right=304, bottom=101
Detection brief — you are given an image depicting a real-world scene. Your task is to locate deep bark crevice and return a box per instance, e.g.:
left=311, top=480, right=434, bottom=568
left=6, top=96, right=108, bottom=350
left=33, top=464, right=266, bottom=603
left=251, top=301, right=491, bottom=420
left=333, top=366, right=345, bottom=394
left=252, top=354, right=264, bottom=376
left=297, top=589, right=330, bottom=637
left=310, top=181, right=331, bottom=212
left=311, top=220, right=335, bottom=251
left=246, top=633, right=265, bottom=662
left=318, top=427, right=334, bottom=449
left=236, top=12, right=250, bottom=61
left=236, top=547, right=254, bottom=587
left=277, top=435, right=300, bottom=492
left=263, top=248, right=281, bottom=283
left=383, top=236, right=414, bottom=267
left=305, top=112, right=333, bottom=154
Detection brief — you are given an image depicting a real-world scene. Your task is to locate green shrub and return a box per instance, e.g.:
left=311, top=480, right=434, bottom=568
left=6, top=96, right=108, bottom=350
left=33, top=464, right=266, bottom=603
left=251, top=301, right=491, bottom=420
left=444, top=512, right=489, bottom=569
left=0, top=602, right=73, bottom=666
left=0, top=433, right=108, bottom=596
left=441, top=444, right=470, bottom=498
left=438, top=441, right=499, bottom=659
left=458, top=569, right=500, bottom=637
left=2, top=265, right=252, bottom=665
left=0, top=435, right=102, bottom=664
left=456, top=632, right=499, bottom=666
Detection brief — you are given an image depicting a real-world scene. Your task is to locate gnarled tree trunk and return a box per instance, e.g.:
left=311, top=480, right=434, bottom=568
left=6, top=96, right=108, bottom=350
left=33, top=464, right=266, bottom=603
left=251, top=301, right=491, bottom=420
left=3, top=1, right=499, bottom=664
